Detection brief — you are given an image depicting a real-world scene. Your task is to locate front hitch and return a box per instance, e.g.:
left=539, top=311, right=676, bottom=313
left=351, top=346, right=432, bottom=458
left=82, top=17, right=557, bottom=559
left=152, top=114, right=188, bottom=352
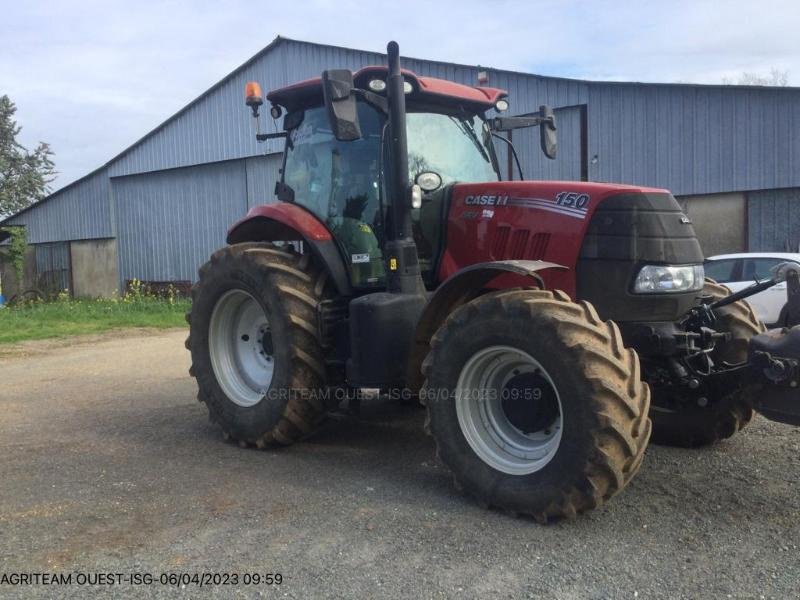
left=680, top=265, right=800, bottom=425
left=748, top=326, right=800, bottom=424
left=744, top=268, right=800, bottom=424
left=785, top=268, right=800, bottom=326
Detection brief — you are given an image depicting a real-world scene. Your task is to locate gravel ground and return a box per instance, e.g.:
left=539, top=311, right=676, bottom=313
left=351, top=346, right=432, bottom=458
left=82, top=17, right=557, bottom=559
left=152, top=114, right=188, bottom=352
left=0, top=329, right=799, bottom=599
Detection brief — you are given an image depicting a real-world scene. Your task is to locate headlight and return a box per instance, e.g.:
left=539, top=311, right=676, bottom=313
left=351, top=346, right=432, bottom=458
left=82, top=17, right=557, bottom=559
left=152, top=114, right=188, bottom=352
left=633, top=264, right=704, bottom=293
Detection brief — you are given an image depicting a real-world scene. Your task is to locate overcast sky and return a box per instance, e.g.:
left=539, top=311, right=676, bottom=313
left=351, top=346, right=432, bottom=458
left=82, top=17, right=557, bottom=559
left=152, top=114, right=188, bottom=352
left=2, top=0, right=799, bottom=190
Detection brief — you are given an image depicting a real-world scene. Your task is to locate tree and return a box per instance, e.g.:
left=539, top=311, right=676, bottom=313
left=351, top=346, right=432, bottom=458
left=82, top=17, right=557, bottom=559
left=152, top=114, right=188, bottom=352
left=722, top=68, right=790, bottom=87
left=0, top=95, right=56, bottom=218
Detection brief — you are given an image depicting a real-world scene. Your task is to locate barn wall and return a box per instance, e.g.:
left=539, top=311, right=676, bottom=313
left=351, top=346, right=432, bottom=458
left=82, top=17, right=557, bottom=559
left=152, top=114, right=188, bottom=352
left=676, top=192, right=747, bottom=257
left=4, top=169, right=113, bottom=244
left=245, top=153, right=282, bottom=208
left=747, top=188, right=800, bottom=252
left=112, top=158, right=273, bottom=284
left=587, top=84, right=800, bottom=196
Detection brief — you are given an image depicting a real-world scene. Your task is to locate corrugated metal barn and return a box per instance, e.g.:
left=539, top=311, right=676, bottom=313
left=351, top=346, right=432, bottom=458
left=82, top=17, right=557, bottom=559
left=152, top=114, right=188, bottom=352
left=3, top=36, right=800, bottom=296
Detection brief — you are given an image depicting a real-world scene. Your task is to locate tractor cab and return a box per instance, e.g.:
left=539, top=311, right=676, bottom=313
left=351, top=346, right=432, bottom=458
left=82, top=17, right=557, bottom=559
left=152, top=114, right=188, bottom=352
left=263, top=67, right=509, bottom=288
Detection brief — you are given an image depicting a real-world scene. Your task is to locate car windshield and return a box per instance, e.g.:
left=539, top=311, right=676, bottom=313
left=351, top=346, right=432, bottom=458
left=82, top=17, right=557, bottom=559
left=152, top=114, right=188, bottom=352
left=406, top=112, right=499, bottom=184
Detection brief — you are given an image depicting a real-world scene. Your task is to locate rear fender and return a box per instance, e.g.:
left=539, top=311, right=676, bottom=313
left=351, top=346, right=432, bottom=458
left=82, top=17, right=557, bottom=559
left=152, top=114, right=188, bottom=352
left=227, top=203, right=352, bottom=296
left=407, top=260, right=568, bottom=391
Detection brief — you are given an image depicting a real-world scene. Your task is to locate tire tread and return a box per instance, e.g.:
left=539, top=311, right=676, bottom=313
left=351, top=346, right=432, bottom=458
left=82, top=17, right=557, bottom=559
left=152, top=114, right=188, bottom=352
left=423, top=289, right=651, bottom=522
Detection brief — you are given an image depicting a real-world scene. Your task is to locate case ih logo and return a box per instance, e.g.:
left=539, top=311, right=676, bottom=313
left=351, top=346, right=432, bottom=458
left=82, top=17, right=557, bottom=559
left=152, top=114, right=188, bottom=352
left=464, top=191, right=591, bottom=220
left=464, top=195, right=509, bottom=206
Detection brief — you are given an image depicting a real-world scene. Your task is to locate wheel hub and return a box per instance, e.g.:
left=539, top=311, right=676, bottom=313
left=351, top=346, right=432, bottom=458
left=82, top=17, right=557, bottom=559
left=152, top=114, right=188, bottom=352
left=209, top=289, right=275, bottom=407
left=501, top=371, right=559, bottom=434
left=455, top=346, right=563, bottom=475
left=259, top=327, right=274, bottom=357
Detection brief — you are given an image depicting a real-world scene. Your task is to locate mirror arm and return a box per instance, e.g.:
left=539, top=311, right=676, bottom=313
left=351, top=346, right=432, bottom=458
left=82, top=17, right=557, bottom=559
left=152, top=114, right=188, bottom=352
left=352, top=89, right=389, bottom=114
left=489, top=115, right=552, bottom=132
left=255, top=131, right=288, bottom=142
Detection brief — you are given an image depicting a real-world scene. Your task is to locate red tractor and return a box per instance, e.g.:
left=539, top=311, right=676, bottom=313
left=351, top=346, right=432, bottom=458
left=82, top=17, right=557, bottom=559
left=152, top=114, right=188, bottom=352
left=187, top=42, right=800, bottom=521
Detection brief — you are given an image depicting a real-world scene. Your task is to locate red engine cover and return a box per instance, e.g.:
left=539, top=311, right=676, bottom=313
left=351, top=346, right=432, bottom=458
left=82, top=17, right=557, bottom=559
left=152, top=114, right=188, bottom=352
left=440, top=181, right=668, bottom=298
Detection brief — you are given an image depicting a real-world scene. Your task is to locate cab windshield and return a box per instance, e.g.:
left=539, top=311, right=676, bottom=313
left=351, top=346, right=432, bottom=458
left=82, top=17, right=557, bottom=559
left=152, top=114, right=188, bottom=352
left=406, top=112, right=499, bottom=184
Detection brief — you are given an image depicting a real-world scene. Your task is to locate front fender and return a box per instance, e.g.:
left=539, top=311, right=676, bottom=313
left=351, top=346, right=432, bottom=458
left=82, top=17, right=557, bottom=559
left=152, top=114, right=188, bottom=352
left=407, top=260, right=568, bottom=391
left=227, top=203, right=352, bottom=296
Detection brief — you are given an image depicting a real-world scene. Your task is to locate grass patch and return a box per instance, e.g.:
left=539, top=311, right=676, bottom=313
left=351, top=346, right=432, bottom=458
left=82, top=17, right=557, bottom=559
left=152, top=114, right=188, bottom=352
left=0, top=282, right=190, bottom=344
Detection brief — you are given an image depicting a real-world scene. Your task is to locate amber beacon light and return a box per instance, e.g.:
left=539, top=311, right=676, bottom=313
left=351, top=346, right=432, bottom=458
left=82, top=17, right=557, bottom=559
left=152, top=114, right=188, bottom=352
left=245, top=81, right=263, bottom=115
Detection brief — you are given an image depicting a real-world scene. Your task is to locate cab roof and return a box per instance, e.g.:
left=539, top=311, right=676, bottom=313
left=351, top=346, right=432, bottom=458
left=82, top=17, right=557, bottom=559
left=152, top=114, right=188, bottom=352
left=267, top=66, right=507, bottom=113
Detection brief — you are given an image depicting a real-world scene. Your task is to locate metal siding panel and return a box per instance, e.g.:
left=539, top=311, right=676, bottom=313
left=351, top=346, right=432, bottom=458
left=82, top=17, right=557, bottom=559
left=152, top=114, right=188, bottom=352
left=113, top=160, right=248, bottom=283
left=6, top=169, right=112, bottom=243
left=588, top=83, right=800, bottom=195
left=245, top=153, right=282, bottom=208
left=748, top=188, right=800, bottom=252
left=515, top=106, right=582, bottom=181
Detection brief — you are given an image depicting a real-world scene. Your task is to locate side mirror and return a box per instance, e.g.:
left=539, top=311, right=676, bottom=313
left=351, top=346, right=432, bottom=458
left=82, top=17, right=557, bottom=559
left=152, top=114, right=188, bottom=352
left=322, top=69, right=362, bottom=141
left=539, top=105, right=557, bottom=160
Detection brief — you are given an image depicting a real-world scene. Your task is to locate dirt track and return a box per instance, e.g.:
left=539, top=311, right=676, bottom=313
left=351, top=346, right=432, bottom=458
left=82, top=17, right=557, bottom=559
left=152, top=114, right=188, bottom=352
left=1, top=329, right=799, bottom=599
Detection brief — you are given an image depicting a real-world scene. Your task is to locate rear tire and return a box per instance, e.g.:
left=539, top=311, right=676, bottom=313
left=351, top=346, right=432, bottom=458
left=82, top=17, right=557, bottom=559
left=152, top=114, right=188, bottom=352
left=423, top=289, right=650, bottom=522
left=649, top=279, right=766, bottom=448
left=186, top=242, right=330, bottom=447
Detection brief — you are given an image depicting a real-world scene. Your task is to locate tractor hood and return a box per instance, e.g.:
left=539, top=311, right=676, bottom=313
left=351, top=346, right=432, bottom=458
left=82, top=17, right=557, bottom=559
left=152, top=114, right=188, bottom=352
left=449, top=180, right=671, bottom=214
left=441, top=180, right=704, bottom=321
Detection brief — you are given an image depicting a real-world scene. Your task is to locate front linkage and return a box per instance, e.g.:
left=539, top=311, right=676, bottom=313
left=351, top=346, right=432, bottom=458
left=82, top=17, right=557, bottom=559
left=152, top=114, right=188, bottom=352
left=679, top=265, right=800, bottom=425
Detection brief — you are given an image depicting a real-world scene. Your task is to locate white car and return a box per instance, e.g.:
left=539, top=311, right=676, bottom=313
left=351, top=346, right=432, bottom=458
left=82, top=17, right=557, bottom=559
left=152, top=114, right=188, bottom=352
left=704, top=252, right=800, bottom=326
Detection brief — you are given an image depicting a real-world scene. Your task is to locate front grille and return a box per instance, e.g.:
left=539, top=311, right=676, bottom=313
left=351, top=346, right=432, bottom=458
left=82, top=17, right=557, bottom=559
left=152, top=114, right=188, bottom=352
left=509, top=230, right=530, bottom=259
left=492, top=225, right=510, bottom=258
left=528, top=232, right=550, bottom=260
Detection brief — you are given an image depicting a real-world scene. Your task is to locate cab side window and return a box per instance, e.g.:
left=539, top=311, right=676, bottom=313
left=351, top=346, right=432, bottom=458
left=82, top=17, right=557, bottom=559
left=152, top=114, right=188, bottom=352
left=282, top=103, right=386, bottom=288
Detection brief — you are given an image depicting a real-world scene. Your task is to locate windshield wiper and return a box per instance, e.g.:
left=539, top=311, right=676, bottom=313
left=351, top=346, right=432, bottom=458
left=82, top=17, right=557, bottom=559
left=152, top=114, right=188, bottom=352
left=449, top=116, right=491, bottom=164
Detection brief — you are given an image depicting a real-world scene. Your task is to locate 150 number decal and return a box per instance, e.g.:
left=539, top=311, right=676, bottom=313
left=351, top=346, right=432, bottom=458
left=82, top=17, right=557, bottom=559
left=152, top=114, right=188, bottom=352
left=555, top=192, right=590, bottom=210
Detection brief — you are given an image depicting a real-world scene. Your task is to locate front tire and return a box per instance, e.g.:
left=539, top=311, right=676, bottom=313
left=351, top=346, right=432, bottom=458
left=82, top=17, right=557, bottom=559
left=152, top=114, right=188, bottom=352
left=186, top=242, right=330, bottom=447
left=423, top=289, right=651, bottom=522
left=648, top=279, right=766, bottom=447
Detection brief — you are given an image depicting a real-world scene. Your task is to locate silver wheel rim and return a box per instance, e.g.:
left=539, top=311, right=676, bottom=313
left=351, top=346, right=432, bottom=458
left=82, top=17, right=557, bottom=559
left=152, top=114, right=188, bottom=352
left=455, top=345, right=563, bottom=475
left=209, top=289, right=274, bottom=407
